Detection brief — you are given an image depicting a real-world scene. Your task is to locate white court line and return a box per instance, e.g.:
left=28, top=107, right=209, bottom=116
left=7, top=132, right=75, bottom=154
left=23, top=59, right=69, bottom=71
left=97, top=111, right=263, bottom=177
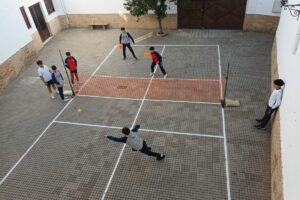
left=218, top=45, right=232, bottom=200
left=79, top=46, right=117, bottom=92
left=140, top=129, right=223, bottom=139
left=132, top=44, right=218, bottom=47
left=0, top=45, right=117, bottom=187
left=135, top=32, right=153, bottom=43
left=77, top=94, right=221, bottom=105
left=54, top=120, right=123, bottom=130
left=53, top=120, right=223, bottom=139
left=101, top=46, right=166, bottom=200
left=217, top=45, right=223, bottom=100
left=91, top=74, right=220, bottom=82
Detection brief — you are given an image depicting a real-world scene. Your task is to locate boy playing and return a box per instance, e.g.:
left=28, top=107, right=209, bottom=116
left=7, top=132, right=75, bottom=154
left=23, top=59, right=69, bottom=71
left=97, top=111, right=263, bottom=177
left=149, top=47, right=168, bottom=79
left=37, top=60, right=56, bottom=99
left=255, top=79, right=285, bottom=129
left=51, top=65, right=69, bottom=101
left=64, top=52, right=79, bottom=85
left=104, top=125, right=165, bottom=160
left=119, top=27, right=138, bottom=60
left=149, top=46, right=167, bottom=79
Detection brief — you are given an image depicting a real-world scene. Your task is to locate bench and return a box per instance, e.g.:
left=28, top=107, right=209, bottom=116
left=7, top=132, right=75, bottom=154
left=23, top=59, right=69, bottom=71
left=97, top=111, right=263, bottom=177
left=89, top=24, right=109, bottom=30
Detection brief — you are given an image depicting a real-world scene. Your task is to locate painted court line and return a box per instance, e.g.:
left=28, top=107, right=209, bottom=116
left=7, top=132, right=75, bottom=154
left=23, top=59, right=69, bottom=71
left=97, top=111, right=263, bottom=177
left=0, top=45, right=117, bottom=187
left=54, top=120, right=123, bottom=130
left=135, top=32, right=153, bottom=43
left=140, top=128, right=224, bottom=139
left=92, top=74, right=221, bottom=82
left=77, top=94, right=221, bottom=105
left=218, top=45, right=231, bottom=200
left=53, top=120, right=223, bottom=139
left=101, top=46, right=166, bottom=200
left=132, top=44, right=218, bottom=47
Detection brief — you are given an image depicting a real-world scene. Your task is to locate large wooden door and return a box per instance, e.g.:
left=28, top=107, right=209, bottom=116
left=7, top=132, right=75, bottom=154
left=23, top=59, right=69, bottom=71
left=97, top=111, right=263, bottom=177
left=29, top=3, right=51, bottom=42
left=178, top=0, right=247, bottom=29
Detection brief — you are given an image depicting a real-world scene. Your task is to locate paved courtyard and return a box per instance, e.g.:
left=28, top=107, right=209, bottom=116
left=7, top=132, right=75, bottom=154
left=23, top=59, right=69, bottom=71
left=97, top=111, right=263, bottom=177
left=0, top=29, right=273, bottom=200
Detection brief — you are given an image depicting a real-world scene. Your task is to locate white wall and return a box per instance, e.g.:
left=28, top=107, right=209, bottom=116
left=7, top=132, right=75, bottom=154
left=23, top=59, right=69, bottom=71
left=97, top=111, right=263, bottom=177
left=0, top=0, right=32, bottom=64
left=275, top=0, right=300, bottom=199
left=18, top=0, right=61, bottom=34
left=246, top=0, right=280, bottom=16
left=62, top=0, right=176, bottom=14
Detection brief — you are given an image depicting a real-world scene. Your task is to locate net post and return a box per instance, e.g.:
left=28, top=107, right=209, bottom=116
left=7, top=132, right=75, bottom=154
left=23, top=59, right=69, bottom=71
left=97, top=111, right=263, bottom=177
left=221, top=62, right=230, bottom=108
left=59, top=50, right=76, bottom=96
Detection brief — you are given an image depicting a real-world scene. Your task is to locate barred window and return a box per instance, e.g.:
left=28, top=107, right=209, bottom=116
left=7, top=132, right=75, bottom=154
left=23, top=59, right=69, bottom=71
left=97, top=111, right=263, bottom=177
left=20, top=7, right=31, bottom=29
left=44, top=0, right=55, bottom=14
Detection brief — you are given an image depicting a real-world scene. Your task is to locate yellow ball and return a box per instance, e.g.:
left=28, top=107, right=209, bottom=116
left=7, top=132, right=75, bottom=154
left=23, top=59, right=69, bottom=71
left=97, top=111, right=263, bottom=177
left=77, top=108, right=82, bottom=112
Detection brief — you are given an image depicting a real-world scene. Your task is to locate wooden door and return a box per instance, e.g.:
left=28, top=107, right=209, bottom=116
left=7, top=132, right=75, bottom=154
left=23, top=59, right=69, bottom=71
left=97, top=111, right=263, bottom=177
left=178, top=0, right=247, bottom=29
left=29, top=3, right=51, bottom=42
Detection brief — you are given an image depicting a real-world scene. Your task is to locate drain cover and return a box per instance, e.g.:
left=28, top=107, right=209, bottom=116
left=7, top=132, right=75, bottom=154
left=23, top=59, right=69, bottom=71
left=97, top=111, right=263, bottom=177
left=117, top=85, right=127, bottom=89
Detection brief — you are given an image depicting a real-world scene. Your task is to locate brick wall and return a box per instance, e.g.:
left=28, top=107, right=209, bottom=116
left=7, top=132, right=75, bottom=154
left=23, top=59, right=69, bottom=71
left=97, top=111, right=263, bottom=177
left=244, top=14, right=280, bottom=34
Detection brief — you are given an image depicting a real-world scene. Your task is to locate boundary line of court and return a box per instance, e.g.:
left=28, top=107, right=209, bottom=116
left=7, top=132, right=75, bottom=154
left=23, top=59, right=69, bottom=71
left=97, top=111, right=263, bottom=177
left=218, top=45, right=231, bottom=200
left=132, top=44, right=218, bottom=47
left=91, top=74, right=221, bottom=82
left=77, top=94, right=221, bottom=105
left=101, top=46, right=166, bottom=200
left=0, top=45, right=118, bottom=187
left=54, top=120, right=224, bottom=139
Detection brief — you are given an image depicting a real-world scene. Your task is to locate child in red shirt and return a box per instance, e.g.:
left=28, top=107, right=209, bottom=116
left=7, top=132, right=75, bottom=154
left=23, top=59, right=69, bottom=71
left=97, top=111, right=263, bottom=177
left=149, top=46, right=167, bottom=79
left=65, top=52, right=79, bottom=84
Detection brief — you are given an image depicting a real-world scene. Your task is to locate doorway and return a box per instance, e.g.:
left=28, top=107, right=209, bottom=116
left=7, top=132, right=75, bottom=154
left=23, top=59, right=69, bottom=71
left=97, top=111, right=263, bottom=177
left=29, top=2, right=51, bottom=42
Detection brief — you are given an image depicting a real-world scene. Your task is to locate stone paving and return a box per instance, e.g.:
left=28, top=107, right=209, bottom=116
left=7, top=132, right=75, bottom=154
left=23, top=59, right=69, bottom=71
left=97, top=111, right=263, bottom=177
left=0, top=28, right=274, bottom=200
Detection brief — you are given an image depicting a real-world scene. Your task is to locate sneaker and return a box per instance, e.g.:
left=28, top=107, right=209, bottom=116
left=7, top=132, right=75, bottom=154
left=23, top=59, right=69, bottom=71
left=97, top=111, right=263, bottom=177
left=149, top=72, right=154, bottom=77
left=156, top=154, right=165, bottom=161
left=50, top=94, right=55, bottom=99
left=63, top=97, right=70, bottom=102
left=255, top=118, right=262, bottom=122
left=56, top=90, right=59, bottom=94
left=164, top=74, right=168, bottom=79
left=254, top=124, right=266, bottom=130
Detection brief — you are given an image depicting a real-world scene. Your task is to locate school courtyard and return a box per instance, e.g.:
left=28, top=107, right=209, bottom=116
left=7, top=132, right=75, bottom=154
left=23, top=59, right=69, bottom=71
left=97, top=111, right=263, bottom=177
left=0, top=28, right=273, bottom=200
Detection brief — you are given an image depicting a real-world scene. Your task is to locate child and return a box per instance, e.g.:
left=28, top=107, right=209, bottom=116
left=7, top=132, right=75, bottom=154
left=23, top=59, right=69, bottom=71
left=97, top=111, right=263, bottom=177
left=51, top=65, right=69, bottom=101
left=255, top=79, right=285, bottom=129
left=64, top=52, right=79, bottom=85
left=119, top=27, right=138, bottom=60
left=37, top=60, right=56, bottom=99
left=104, top=125, right=165, bottom=160
left=149, top=46, right=167, bottom=79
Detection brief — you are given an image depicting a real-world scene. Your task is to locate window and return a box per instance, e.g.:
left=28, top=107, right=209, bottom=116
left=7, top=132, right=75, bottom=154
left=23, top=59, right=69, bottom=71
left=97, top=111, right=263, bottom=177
left=44, top=0, right=55, bottom=14
left=20, top=7, right=31, bottom=29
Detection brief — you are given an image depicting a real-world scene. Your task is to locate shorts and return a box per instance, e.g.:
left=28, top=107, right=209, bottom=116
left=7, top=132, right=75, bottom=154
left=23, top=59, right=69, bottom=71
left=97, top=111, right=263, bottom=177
left=46, top=80, right=55, bottom=87
left=70, top=70, right=78, bottom=74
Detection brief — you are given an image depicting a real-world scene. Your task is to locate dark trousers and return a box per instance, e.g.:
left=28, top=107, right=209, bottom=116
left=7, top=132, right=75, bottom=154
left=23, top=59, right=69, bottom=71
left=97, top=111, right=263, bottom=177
left=123, top=43, right=136, bottom=58
left=57, top=87, right=64, bottom=100
left=151, top=62, right=166, bottom=75
left=259, top=106, right=277, bottom=127
left=140, top=141, right=161, bottom=158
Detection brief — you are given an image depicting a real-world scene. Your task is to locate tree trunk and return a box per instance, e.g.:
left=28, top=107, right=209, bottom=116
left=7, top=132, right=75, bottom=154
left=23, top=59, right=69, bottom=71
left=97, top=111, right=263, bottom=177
left=158, top=18, right=163, bottom=34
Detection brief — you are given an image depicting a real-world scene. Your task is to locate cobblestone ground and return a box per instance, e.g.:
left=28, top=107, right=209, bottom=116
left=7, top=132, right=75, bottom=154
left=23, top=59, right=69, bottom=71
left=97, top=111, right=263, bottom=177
left=0, top=29, right=273, bottom=200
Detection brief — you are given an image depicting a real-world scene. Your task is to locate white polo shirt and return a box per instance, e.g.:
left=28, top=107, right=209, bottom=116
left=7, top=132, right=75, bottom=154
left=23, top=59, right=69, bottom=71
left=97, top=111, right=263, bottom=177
left=268, top=88, right=283, bottom=109
left=38, top=65, right=52, bottom=82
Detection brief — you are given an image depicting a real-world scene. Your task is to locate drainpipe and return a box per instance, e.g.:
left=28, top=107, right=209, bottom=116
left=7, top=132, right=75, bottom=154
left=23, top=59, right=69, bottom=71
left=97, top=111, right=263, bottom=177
left=292, top=24, right=300, bottom=54
left=59, top=0, right=70, bottom=25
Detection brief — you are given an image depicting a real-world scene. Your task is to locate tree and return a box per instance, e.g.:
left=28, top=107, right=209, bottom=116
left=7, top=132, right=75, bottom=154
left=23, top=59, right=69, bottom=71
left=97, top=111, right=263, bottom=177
left=124, top=0, right=174, bottom=34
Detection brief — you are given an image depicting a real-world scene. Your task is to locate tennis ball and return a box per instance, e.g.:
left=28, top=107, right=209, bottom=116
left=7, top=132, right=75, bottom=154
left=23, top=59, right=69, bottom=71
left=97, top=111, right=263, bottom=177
left=77, top=108, right=82, bottom=112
